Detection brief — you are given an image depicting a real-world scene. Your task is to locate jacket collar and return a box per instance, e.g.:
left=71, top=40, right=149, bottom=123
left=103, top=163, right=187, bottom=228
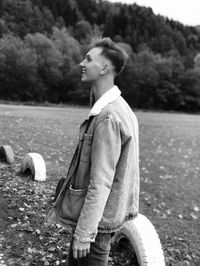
left=88, top=85, right=121, bottom=117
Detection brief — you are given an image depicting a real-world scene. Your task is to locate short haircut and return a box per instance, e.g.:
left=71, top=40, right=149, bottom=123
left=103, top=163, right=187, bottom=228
left=92, top=37, right=128, bottom=76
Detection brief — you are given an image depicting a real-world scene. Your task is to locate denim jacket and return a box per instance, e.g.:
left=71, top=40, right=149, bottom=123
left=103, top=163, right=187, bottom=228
left=55, top=87, right=140, bottom=242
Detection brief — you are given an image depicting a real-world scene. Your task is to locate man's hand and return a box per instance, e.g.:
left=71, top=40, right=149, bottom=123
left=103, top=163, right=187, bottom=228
left=72, top=238, right=91, bottom=259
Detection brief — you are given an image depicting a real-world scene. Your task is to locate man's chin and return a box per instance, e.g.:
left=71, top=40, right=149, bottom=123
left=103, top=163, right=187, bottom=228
left=81, top=77, right=91, bottom=83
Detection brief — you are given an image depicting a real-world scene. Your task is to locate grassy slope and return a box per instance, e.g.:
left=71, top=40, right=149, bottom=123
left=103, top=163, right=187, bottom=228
left=0, top=104, right=200, bottom=265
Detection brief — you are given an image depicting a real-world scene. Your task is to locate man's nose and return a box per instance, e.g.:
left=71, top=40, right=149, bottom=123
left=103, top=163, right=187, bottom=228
left=79, top=60, right=85, bottom=67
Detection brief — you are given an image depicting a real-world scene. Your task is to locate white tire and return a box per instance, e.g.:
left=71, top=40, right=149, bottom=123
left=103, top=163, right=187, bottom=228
left=20, top=153, right=46, bottom=181
left=112, top=214, right=165, bottom=266
left=0, top=145, right=15, bottom=164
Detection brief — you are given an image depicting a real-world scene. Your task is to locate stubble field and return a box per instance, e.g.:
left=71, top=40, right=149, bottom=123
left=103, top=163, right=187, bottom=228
left=0, top=104, right=200, bottom=266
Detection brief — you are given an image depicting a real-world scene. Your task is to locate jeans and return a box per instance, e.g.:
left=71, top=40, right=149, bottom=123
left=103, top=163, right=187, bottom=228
left=66, top=232, right=112, bottom=266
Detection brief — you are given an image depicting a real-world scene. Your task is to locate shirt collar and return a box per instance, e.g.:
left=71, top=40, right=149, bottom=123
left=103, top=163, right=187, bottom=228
left=89, top=85, right=121, bottom=117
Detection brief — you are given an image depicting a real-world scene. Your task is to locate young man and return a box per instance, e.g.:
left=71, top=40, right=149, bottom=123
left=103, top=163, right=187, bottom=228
left=65, top=37, right=140, bottom=265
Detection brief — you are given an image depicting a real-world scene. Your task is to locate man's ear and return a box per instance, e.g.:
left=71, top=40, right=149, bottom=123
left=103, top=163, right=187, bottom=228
left=100, top=64, right=108, bottom=75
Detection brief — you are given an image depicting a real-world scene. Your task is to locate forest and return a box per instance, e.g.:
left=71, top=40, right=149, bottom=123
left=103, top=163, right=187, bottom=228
left=0, top=0, right=200, bottom=112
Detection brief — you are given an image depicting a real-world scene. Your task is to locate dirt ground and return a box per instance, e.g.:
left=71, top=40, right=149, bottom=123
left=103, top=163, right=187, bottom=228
left=0, top=104, right=200, bottom=265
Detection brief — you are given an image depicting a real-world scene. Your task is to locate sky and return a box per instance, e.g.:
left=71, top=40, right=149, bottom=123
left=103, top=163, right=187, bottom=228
left=108, top=0, right=200, bottom=26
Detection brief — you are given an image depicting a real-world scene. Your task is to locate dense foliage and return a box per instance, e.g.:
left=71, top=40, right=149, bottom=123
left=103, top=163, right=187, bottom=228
left=0, top=0, right=200, bottom=112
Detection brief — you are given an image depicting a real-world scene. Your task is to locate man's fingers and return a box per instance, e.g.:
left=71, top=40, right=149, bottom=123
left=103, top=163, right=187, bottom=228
left=86, top=247, right=90, bottom=255
left=77, top=249, right=87, bottom=258
left=72, top=239, right=91, bottom=259
left=81, top=249, right=87, bottom=258
left=73, top=248, right=78, bottom=259
left=73, top=247, right=86, bottom=259
left=77, top=249, right=82, bottom=258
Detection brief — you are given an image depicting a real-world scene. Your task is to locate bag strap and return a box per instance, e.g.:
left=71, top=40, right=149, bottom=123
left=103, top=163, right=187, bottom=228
left=85, top=115, right=93, bottom=132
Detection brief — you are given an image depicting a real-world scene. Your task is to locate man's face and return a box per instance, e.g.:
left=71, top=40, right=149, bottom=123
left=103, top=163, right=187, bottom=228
left=79, top=47, right=105, bottom=83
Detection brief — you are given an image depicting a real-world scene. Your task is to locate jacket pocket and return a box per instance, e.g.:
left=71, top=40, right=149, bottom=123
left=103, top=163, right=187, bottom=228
left=58, top=184, right=87, bottom=222
left=80, top=134, right=92, bottom=163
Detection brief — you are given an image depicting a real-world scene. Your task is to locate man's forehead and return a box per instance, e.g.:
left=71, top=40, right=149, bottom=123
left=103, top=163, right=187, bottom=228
left=87, top=47, right=103, bottom=58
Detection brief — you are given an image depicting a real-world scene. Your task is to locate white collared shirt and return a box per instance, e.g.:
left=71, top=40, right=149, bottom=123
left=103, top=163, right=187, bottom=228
left=88, top=85, right=121, bottom=117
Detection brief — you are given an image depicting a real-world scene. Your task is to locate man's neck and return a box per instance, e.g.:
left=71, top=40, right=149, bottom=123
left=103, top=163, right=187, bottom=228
left=92, top=78, right=114, bottom=102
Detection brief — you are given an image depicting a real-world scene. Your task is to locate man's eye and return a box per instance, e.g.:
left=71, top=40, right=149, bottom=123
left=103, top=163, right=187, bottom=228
left=86, top=56, right=92, bottom=62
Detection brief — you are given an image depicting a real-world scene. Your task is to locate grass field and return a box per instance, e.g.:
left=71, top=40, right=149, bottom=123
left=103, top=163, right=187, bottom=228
left=0, top=104, right=200, bottom=266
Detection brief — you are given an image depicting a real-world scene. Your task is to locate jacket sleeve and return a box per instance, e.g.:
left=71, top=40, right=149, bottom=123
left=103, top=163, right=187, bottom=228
left=74, top=116, right=121, bottom=242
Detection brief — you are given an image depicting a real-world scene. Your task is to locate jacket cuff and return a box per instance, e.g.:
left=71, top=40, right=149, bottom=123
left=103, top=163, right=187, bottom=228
left=73, top=228, right=97, bottom=243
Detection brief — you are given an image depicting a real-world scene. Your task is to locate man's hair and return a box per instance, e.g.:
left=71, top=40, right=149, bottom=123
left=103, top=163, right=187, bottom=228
left=92, top=37, right=128, bottom=76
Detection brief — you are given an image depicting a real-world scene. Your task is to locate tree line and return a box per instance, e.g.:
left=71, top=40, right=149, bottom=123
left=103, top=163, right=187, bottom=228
left=0, top=0, right=200, bottom=112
